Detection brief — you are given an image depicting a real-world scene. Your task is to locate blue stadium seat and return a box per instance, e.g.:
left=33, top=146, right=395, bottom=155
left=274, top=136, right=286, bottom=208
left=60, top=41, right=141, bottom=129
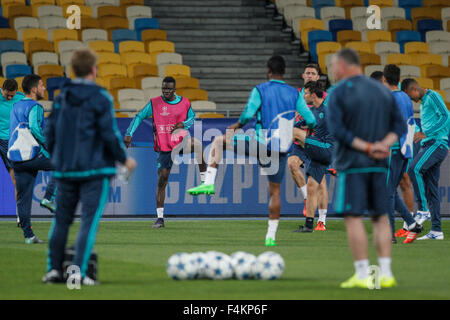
left=46, top=77, right=70, bottom=101
left=311, top=0, right=335, bottom=19
left=0, top=40, right=24, bottom=66
left=364, top=0, right=369, bottom=6
left=398, top=0, right=422, bottom=20
left=5, top=64, right=31, bottom=79
left=308, top=30, right=333, bottom=62
left=329, top=19, right=353, bottom=42
left=112, top=29, right=138, bottom=52
left=0, top=17, right=9, bottom=28
left=396, top=31, right=421, bottom=53
left=134, top=18, right=159, bottom=41
left=417, top=20, right=443, bottom=42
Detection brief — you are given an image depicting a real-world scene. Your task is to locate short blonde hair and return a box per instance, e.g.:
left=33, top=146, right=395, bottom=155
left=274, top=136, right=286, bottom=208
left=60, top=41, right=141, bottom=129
left=71, top=48, right=98, bottom=78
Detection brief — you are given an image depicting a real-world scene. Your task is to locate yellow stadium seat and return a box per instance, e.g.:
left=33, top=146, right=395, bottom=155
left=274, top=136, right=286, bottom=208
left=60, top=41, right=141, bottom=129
left=422, top=0, right=447, bottom=8
left=15, top=76, right=24, bottom=91
left=119, top=41, right=145, bottom=54
left=109, top=77, right=136, bottom=102
left=299, top=19, right=324, bottom=50
left=121, top=52, right=152, bottom=77
left=411, top=8, right=442, bottom=30
left=133, top=64, right=159, bottom=88
left=175, top=77, right=199, bottom=89
left=38, top=65, right=64, bottom=89
left=30, top=0, right=55, bottom=5
left=409, top=53, right=443, bottom=67
left=337, top=30, right=362, bottom=46
left=345, top=42, right=371, bottom=55
left=96, top=77, right=106, bottom=87
left=7, top=5, right=32, bottom=23
left=97, top=6, right=124, bottom=18
left=120, top=0, right=144, bottom=6
left=141, top=29, right=167, bottom=45
left=80, top=17, right=100, bottom=29
left=22, top=28, right=48, bottom=53
left=56, top=0, right=84, bottom=6
left=360, top=53, right=382, bottom=72
left=197, top=113, right=225, bottom=119
left=317, top=42, right=342, bottom=73
left=99, top=17, right=129, bottom=40
left=414, top=77, right=434, bottom=89
left=98, top=64, right=128, bottom=79
left=447, top=21, right=450, bottom=33
left=88, top=40, right=115, bottom=53
left=27, top=40, right=54, bottom=61
left=164, top=64, right=190, bottom=78
left=0, top=77, right=6, bottom=87
left=366, top=30, right=392, bottom=52
left=404, top=42, right=430, bottom=54
left=52, top=29, right=79, bottom=54
left=148, top=40, right=175, bottom=55
left=0, top=28, right=18, bottom=41
left=386, top=53, right=413, bottom=66
left=98, top=52, right=122, bottom=65
left=62, top=5, right=93, bottom=18
left=422, top=66, right=450, bottom=89
left=388, top=19, right=412, bottom=42
left=369, top=0, right=393, bottom=8
left=335, top=0, right=365, bottom=19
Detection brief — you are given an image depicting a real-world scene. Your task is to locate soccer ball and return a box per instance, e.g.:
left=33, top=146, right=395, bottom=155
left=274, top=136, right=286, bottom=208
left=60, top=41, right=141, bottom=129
left=204, top=252, right=233, bottom=280
left=190, top=252, right=208, bottom=279
left=252, top=251, right=285, bottom=280
left=166, top=253, right=197, bottom=280
left=230, top=251, right=256, bottom=280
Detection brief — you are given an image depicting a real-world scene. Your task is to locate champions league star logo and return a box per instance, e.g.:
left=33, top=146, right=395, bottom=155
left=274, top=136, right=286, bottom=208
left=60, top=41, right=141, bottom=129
left=161, top=106, right=170, bottom=116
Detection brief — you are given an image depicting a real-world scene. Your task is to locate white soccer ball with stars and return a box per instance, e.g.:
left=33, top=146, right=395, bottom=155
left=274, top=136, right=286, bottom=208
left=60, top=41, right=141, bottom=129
left=252, top=251, right=285, bottom=280
left=203, top=251, right=233, bottom=280
left=190, top=252, right=209, bottom=279
left=166, top=253, right=197, bottom=280
left=230, top=251, right=257, bottom=280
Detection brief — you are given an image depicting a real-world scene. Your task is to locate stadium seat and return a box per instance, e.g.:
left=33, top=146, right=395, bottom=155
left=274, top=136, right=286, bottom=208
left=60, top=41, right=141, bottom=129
left=143, top=88, right=161, bottom=100
left=374, top=42, right=400, bottom=64
left=58, top=40, right=84, bottom=55
left=311, top=0, right=336, bottom=19
left=148, top=40, right=175, bottom=60
left=345, top=41, right=371, bottom=54
left=329, top=19, right=353, bottom=41
left=97, top=6, right=124, bottom=19
left=441, top=78, right=450, bottom=91
left=308, top=30, right=333, bottom=62
left=5, top=64, right=31, bottom=78
left=110, top=77, right=136, bottom=100
left=15, top=76, right=24, bottom=91
left=134, top=18, right=159, bottom=41
left=0, top=29, right=18, bottom=41
left=156, top=52, right=182, bottom=66
left=39, top=100, right=53, bottom=111
left=398, top=0, right=422, bottom=20
left=442, top=8, right=450, bottom=32
left=349, top=7, right=367, bottom=20
left=410, top=53, right=443, bottom=75
left=399, top=65, right=421, bottom=78
left=317, top=41, right=341, bottom=72
left=35, top=5, right=63, bottom=18
left=275, top=0, right=307, bottom=15
left=126, top=5, right=152, bottom=29
left=0, top=17, right=10, bottom=29
left=197, top=113, right=225, bottom=119
left=119, top=41, right=145, bottom=54
left=335, top=0, right=364, bottom=19
left=88, top=40, right=115, bottom=53
left=22, top=28, right=47, bottom=52
left=435, top=89, right=447, bottom=102
left=177, top=89, right=208, bottom=102
left=112, top=29, right=138, bottom=52
left=57, top=0, right=84, bottom=6
left=141, top=76, right=163, bottom=90
left=298, top=19, right=324, bottom=49
left=396, top=31, right=421, bottom=53
left=320, top=6, right=345, bottom=30
left=14, top=18, right=39, bottom=38
left=1, top=52, right=27, bottom=76
left=365, top=64, right=384, bottom=76
left=46, top=76, right=70, bottom=100
left=422, top=65, right=450, bottom=88
left=98, top=64, right=128, bottom=85
left=352, top=16, right=372, bottom=33
left=425, top=31, right=450, bottom=45
left=286, top=6, right=314, bottom=29
left=97, top=52, right=121, bottom=65
left=430, top=42, right=450, bottom=67
left=141, top=29, right=167, bottom=45
left=366, top=30, right=392, bottom=51
left=0, top=41, right=24, bottom=66
left=336, top=30, right=361, bottom=46
left=404, top=42, right=430, bottom=54
left=27, top=40, right=54, bottom=62
left=52, top=29, right=79, bottom=52
left=121, top=0, right=145, bottom=6
left=118, top=88, right=146, bottom=105
left=388, top=19, right=413, bottom=41
left=417, top=19, right=443, bottom=41
left=381, top=7, right=406, bottom=30
left=100, top=17, right=129, bottom=40
left=411, top=8, right=442, bottom=30
left=30, top=0, right=56, bottom=5
left=38, top=64, right=64, bottom=83
left=32, top=52, right=59, bottom=72
left=191, top=100, right=217, bottom=111
left=121, top=52, right=152, bottom=76
left=7, top=5, right=33, bottom=23
left=79, top=17, right=101, bottom=31
left=369, top=0, right=393, bottom=7
left=62, top=5, right=93, bottom=19
left=39, top=16, right=67, bottom=32
left=386, top=53, right=413, bottom=65
left=414, top=77, right=434, bottom=89
left=134, top=65, right=159, bottom=87
left=360, top=53, right=381, bottom=72
left=82, top=29, right=109, bottom=42
left=164, top=64, right=191, bottom=78
left=175, top=77, right=200, bottom=89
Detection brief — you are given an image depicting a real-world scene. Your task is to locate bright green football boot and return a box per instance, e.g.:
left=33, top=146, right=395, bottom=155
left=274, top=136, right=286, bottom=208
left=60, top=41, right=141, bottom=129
left=380, top=275, right=397, bottom=288
left=265, top=238, right=277, bottom=246
left=340, top=274, right=370, bottom=289
left=187, top=184, right=215, bottom=195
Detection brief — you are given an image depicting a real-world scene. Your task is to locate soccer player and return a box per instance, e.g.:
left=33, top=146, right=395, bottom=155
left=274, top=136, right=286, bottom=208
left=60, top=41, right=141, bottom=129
left=402, top=78, right=450, bottom=241
left=124, top=77, right=206, bottom=228
left=292, top=81, right=334, bottom=233
left=187, top=56, right=316, bottom=246
left=382, top=65, right=423, bottom=244
left=43, top=48, right=136, bottom=285
left=287, top=64, right=330, bottom=226
left=8, top=75, right=57, bottom=244
left=1, top=79, right=24, bottom=226
left=327, top=49, right=406, bottom=289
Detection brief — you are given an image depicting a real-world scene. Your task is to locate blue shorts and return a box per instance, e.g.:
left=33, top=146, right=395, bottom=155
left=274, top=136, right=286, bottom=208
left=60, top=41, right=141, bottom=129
left=334, top=169, right=389, bottom=216
left=233, top=136, right=287, bottom=184
left=0, top=139, right=12, bottom=172
left=288, top=143, right=309, bottom=165
left=157, top=151, right=174, bottom=172
left=304, top=136, right=333, bottom=165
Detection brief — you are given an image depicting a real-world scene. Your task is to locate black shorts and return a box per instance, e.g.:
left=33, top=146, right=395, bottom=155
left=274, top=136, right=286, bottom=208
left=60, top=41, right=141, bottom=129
left=0, top=139, right=12, bottom=172
left=334, top=168, right=389, bottom=217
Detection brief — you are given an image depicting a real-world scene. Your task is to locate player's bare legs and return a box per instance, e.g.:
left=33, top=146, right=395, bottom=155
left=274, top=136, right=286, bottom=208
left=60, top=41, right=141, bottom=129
left=316, top=176, right=328, bottom=230
left=287, top=156, right=306, bottom=188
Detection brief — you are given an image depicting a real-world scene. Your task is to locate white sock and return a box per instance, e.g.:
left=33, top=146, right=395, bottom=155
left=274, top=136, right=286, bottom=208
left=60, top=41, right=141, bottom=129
left=407, top=222, right=416, bottom=230
left=300, top=185, right=307, bottom=200
left=205, top=167, right=217, bottom=185
left=265, top=219, right=279, bottom=240
left=200, top=171, right=206, bottom=183
left=378, top=257, right=392, bottom=278
left=354, top=259, right=369, bottom=280
left=157, top=208, right=164, bottom=218
left=402, top=221, right=408, bottom=230
left=318, top=209, right=327, bottom=224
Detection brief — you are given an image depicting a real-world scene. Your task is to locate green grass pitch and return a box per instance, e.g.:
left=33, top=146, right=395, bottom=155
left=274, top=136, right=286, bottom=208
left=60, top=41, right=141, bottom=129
left=1, top=219, right=449, bottom=300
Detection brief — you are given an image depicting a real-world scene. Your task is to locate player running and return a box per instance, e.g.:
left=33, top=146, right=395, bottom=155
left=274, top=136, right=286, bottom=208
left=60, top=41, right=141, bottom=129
left=186, top=56, right=316, bottom=247
left=124, top=77, right=206, bottom=228
left=401, top=78, right=450, bottom=241
left=287, top=64, right=330, bottom=228
left=327, top=49, right=406, bottom=289
left=1, top=79, right=24, bottom=227
left=291, top=81, right=334, bottom=233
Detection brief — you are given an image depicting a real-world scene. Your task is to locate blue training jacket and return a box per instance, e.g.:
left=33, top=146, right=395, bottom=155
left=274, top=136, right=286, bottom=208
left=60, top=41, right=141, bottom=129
left=45, top=79, right=127, bottom=180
